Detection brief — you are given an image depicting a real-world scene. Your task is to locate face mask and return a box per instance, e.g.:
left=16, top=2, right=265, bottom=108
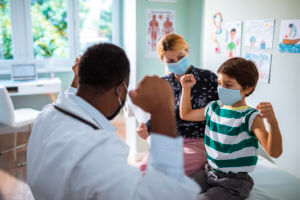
left=107, top=83, right=127, bottom=120
left=217, top=86, right=242, bottom=106
left=166, top=56, right=189, bottom=76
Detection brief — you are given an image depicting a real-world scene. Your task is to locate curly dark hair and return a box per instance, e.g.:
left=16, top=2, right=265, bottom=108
left=78, top=43, right=130, bottom=94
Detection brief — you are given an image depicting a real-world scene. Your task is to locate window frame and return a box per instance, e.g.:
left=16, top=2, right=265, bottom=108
left=0, top=0, right=121, bottom=74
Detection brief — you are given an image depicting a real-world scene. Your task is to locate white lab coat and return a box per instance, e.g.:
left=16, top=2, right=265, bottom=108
left=27, top=92, right=200, bottom=200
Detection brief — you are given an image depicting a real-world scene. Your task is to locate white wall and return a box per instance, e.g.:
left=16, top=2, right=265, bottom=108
left=123, top=0, right=139, bottom=161
left=200, top=0, right=300, bottom=177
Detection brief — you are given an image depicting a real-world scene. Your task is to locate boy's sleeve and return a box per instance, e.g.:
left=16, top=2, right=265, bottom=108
left=204, top=101, right=214, bottom=118
left=248, top=109, right=261, bottom=131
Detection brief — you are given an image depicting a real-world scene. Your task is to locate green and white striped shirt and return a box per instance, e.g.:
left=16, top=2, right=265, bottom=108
left=204, top=100, right=260, bottom=173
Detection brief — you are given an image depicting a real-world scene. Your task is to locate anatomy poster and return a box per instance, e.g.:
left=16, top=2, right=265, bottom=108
left=146, top=9, right=175, bottom=57
left=278, top=19, right=300, bottom=53
left=244, top=52, right=272, bottom=84
left=244, top=19, right=275, bottom=50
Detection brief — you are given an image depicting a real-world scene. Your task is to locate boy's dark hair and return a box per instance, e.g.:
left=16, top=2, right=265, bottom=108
left=217, top=57, right=258, bottom=97
left=78, top=43, right=130, bottom=94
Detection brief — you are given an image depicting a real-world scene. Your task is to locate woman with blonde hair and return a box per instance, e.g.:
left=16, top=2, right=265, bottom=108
left=137, top=33, right=218, bottom=177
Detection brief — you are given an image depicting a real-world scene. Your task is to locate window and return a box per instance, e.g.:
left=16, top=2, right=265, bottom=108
left=79, top=0, right=113, bottom=53
left=0, top=0, right=13, bottom=60
left=0, top=0, right=120, bottom=71
left=31, top=0, right=69, bottom=58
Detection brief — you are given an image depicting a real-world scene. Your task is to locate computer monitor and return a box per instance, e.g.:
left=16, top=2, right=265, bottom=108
left=11, top=64, right=37, bottom=81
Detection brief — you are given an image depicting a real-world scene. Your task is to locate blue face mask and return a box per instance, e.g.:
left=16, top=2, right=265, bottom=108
left=166, top=56, right=190, bottom=76
left=217, top=86, right=242, bottom=106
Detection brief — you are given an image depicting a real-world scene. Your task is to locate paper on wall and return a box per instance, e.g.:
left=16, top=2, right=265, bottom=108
left=244, top=19, right=275, bottom=50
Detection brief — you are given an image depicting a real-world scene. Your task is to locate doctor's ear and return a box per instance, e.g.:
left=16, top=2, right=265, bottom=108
left=116, top=81, right=128, bottom=95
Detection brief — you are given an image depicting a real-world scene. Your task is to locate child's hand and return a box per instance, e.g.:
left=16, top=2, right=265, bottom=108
left=257, top=102, right=278, bottom=125
left=180, top=74, right=196, bottom=89
left=136, top=123, right=149, bottom=139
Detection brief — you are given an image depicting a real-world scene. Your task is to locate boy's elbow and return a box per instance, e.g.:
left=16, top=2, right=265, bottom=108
left=268, top=149, right=283, bottom=158
left=270, top=153, right=281, bottom=158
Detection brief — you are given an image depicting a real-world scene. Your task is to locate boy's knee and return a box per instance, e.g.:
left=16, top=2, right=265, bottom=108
left=190, top=169, right=208, bottom=193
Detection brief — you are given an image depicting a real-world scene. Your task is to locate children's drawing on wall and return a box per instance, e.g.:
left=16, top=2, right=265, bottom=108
left=244, top=52, right=272, bottom=84
left=210, top=12, right=224, bottom=54
left=244, top=19, right=275, bottom=50
left=223, top=21, right=242, bottom=58
left=146, top=9, right=175, bottom=57
left=279, top=19, right=300, bottom=53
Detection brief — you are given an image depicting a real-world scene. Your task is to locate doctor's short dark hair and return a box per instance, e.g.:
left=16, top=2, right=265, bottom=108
left=217, top=57, right=259, bottom=97
left=78, top=43, right=130, bottom=93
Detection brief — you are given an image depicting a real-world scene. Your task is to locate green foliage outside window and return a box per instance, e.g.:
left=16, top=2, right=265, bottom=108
left=99, top=6, right=112, bottom=41
left=79, top=0, right=112, bottom=52
left=0, top=0, right=113, bottom=60
left=0, top=0, right=13, bottom=59
left=31, top=0, right=68, bottom=58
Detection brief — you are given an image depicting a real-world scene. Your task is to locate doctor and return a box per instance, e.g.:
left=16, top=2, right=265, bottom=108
left=27, top=43, right=200, bottom=200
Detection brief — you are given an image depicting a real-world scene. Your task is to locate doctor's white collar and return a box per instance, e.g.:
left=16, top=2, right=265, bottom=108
left=68, top=94, right=117, bottom=132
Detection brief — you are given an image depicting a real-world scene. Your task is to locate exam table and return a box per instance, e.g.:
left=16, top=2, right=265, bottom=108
left=247, top=156, right=300, bottom=200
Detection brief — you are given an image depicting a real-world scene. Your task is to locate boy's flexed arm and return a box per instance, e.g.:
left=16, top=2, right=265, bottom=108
left=179, top=74, right=205, bottom=121
left=252, top=102, right=283, bottom=158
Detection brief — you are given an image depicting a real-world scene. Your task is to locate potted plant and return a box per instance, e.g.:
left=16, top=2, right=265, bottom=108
left=38, top=39, right=57, bottom=78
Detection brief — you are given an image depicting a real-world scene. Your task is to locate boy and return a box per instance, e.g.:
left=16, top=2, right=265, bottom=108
left=180, top=57, right=282, bottom=200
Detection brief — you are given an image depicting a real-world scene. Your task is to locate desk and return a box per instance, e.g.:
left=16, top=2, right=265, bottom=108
left=0, top=78, right=62, bottom=102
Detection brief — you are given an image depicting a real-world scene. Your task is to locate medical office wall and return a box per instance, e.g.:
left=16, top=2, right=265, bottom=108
left=134, top=0, right=204, bottom=153
left=200, top=0, right=300, bottom=178
left=136, top=0, right=204, bottom=82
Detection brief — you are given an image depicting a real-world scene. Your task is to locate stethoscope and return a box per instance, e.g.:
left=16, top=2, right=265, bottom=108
left=53, top=104, right=100, bottom=130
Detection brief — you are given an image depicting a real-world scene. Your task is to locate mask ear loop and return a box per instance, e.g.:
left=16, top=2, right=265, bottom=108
left=116, top=82, right=128, bottom=106
left=123, top=82, right=128, bottom=92
left=121, top=82, right=128, bottom=106
left=115, top=85, right=121, bottom=107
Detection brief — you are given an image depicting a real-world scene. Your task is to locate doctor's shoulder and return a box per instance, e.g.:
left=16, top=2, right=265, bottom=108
left=32, top=104, right=53, bottom=122
left=33, top=103, right=66, bottom=128
left=41, top=103, right=53, bottom=111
